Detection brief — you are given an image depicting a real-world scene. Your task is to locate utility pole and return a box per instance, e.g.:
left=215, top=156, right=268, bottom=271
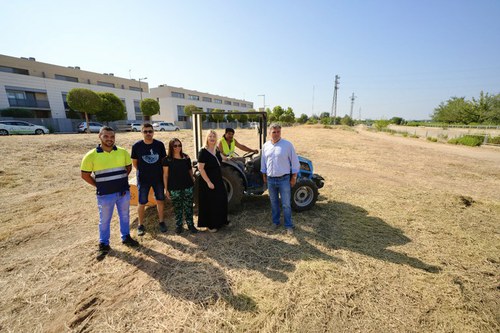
left=331, top=75, right=340, bottom=124
left=312, top=85, right=315, bottom=115
left=349, top=92, right=357, bottom=119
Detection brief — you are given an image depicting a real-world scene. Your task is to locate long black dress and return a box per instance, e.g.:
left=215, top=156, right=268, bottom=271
left=197, top=148, right=228, bottom=229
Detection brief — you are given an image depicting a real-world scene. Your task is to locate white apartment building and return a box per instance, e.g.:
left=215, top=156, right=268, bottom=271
left=150, top=85, right=253, bottom=123
left=0, top=54, right=149, bottom=125
left=0, top=54, right=255, bottom=130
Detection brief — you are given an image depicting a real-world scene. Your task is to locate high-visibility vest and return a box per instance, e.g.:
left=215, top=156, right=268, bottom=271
left=220, top=138, right=235, bottom=157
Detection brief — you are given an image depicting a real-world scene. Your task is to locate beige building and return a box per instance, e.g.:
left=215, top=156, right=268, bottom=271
left=150, top=85, right=253, bottom=123
left=0, top=54, right=149, bottom=122
left=1, top=54, right=255, bottom=130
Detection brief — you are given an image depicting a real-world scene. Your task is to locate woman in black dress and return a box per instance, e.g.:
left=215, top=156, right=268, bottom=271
left=197, top=130, right=228, bottom=232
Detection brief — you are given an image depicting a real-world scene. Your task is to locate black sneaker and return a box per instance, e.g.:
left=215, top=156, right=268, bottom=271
left=99, top=243, right=110, bottom=253
left=97, top=243, right=110, bottom=260
left=137, top=225, right=145, bottom=236
left=122, top=235, right=139, bottom=247
left=175, top=226, right=183, bottom=234
left=159, top=222, right=167, bottom=233
left=188, top=225, right=198, bottom=234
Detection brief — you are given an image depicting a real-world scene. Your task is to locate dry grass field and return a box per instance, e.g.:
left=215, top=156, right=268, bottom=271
left=0, top=125, right=499, bottom=333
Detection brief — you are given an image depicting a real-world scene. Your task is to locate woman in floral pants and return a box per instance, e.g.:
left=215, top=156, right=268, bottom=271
left=162, top=138, right=197, bottom=234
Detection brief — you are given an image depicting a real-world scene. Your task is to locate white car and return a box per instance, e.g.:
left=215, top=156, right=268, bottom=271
left=0, top=120, right=49, bottom=135
left=78, top=122, right=103, bottom=133
left=130, top=123, right=142, bottom=132
left=153, top=122, right=180, bottom=131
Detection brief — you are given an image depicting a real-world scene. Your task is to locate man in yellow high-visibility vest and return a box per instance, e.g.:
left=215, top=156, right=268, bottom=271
left=217, top=128, right=258, bottom=163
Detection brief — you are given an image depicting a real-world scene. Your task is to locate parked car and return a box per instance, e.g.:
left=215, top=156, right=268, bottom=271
left=0, top=121, right=49, bottom=135
left=78, top=122, right=103, bottom=133
left=130, top=123, right=142, bottom=132
left=153, top=122, right=180, bottom=131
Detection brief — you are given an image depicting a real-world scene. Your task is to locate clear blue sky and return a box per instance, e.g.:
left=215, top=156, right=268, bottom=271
left=2, top=0, right=499, bottom=120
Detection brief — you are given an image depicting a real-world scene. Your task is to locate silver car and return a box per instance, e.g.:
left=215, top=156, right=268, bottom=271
left=0, top=120, right=49, bottom=135
left=78, top=122, right=103, bottom=133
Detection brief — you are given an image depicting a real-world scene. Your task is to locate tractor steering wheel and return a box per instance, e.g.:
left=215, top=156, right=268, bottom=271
left=242, top=151, right=256, bottom=159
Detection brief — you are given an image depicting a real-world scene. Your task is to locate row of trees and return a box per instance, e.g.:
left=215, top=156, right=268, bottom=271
left=66, top=88, right=159, bottom=132
left=432, top=91, right=500, bottom=124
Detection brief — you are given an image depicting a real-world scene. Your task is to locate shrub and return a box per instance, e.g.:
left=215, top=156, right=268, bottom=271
left=410, top=134, right=420, bottom=138
left=448, top=135, right=484, bottom=147
left=374, top=119, right=391, bottom=131
left=401, top=132, right=408, bottom=137
left=427, top=137, right=438, bottom=142
left=489, top=136, right=500, bottom=144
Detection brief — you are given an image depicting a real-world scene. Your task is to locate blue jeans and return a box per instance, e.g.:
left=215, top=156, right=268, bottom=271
left=267, top=175, right=293, bottom=228
left=96, top=191, right=130, bottom=245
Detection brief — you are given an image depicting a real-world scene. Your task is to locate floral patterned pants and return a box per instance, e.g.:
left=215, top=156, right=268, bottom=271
left=170, top=187, right=194, bottom=227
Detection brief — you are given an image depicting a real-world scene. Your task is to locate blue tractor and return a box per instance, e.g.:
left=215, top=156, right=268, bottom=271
left=192, top=111, right=324, bottom=212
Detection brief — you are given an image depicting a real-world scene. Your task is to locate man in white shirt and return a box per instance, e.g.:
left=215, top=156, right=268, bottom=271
left=260, top=123, right=300, bottom=235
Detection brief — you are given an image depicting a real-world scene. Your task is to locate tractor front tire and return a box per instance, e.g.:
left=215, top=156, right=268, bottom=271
left=291, top=178, right=318, bottom=211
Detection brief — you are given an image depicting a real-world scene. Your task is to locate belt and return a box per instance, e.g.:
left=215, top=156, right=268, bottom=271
left=268, top=174, right=289, bottom=179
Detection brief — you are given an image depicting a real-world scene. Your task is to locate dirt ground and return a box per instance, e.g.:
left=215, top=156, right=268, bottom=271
left=0, top=125, right=498, bottom=333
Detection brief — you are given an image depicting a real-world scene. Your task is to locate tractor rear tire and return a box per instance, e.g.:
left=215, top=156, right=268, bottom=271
left=221, top=166, right=244, bottom=212
left=291, top=178, right=318, bottom=211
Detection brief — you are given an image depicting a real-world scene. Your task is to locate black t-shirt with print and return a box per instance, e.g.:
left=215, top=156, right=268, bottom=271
left=131, top=139, right=166, bottom=184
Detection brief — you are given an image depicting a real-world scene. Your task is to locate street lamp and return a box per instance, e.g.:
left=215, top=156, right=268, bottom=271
left=257, top=94, right=265, bottom=112
left=138, top=77, right=147, bottom=122
left=138, top=77, right=147, bottom=101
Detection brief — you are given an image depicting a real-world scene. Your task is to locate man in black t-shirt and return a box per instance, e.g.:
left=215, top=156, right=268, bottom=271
left=131, top=123, right=167, bottom=235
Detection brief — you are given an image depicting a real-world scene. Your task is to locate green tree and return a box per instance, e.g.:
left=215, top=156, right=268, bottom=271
left=319, top=112, right=330, bottom=119
left=211, top=108, right=224, bottom=126
left=340, top=115, right=354, bottom=126
left=235, top=112, right=248, bottom=124
left=270, top=106, right=285, bottom=122
left=96, top=92, right=126, bottom=123
left=184, top=104, right=200, bottom=117
left=67, top=88, right=102, bottom=133
left=247, top=108, right=258, bottom=122
left=297, top=114, right=309, bottom=124
left=140, top=98, right=160, bottom=121
left=226, top=111, right=236, bottom=123
left=390, top=116, right=405, bottom=125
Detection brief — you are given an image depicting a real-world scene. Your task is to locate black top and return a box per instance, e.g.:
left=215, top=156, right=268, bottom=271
left=131, top=139, right=166, bottom=184
left=162, top=156, right=193, bottom=191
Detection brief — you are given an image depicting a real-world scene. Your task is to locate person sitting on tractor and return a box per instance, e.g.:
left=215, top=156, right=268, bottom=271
left=218, top=127, right=258, bottom=164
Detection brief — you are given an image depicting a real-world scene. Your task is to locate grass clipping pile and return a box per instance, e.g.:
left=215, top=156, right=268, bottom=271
left=0, top=126, right=499, bottom=332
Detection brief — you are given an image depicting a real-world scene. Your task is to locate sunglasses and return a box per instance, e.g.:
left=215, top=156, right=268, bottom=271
left=142, top=130, right=153, bottom=134
left=173, top=144, right=182, bottom=148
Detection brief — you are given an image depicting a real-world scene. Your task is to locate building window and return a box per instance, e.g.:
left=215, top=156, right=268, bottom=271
left=248, top=104, right=253, bottom=108
left=241, top=103, right=247, bottom=107
left=188, top=94, right=199, bottom=101
left=129, top=86, right=142, bottom=92
left=134, top=100, right=142, bottom=120
left=97, top=81, right=115, bottom=88
left=172, top=92, right=185, bottom=98
left=224, top=100, right=231, bottom=105
left=214, top=99, right=222, bottom=104
left=177, top=105, right=188, bottom=121
left=62, top=93, right=69, bottom=109
left=7, top=89, right=49, bottom=108
left=54, top=74, right=78, bottom=82
left=202, top=97, right=212, bottom=102
left=0, top=66, right=29, bottom=75
left=233, top=102, right=240, bottom=106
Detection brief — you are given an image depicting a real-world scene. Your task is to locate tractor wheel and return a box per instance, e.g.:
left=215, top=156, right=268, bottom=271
left=221, top=166, right=244, bottom=212
left=291, top=178, right=318, bottom=212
